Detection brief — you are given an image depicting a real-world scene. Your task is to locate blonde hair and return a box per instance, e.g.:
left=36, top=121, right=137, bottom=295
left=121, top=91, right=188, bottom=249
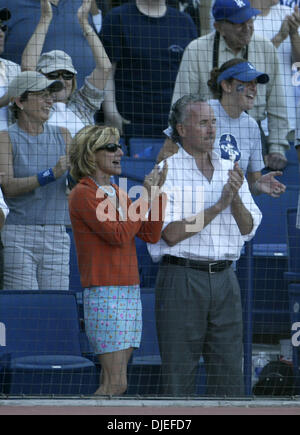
left=69, top=125, right=120, bottom=181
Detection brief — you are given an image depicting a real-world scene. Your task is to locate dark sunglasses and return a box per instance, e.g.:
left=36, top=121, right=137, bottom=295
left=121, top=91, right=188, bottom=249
left=0, top=24, right=7, bottom=32
left=45, top=71, right=75, bottom=81
left=97, top=143, right=123, bottom=153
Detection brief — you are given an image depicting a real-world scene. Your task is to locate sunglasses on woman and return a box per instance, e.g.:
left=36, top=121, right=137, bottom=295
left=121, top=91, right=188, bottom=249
left=0, top=24, right=7, bottom=32
left=46, top=71, right=75, bottom=81
left=96, top=143, right=123, bottom=153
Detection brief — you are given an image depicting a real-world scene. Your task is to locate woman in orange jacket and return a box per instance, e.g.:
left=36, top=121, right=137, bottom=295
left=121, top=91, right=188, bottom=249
left=68, top=125, right=167, bottom=395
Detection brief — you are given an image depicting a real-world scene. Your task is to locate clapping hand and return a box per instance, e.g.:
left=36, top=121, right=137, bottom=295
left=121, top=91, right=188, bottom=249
left=256, top=171, right=286, bottom=198
left=288, top=5, right=300, bottom=36
left=264, top=152, right=288, bottom=171
left=220, top=162, right=244, bottom=209
left=143, top=161, right=168, bottom=202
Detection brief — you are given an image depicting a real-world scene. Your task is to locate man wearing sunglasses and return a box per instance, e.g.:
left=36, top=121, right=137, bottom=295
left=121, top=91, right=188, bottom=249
left=21, top=0, right=111, bottom=138
left=0, top=8, right=21, bottom=131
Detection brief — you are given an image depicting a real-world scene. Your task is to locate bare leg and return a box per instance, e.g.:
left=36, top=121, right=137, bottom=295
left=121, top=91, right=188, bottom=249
left=95, top=347, right=133, bottom=395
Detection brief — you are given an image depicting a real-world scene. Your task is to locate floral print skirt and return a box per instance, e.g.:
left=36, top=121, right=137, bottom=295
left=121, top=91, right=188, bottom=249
left=83, top=285, right=142, bottom=354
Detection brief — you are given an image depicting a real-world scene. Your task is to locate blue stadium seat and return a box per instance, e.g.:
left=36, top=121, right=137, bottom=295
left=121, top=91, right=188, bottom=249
left=0, top=291, right=98, bottom=395
left=67, top=228, right=84, bottom=293
left=283, top=209, right=300, bottom=391
left=284, top=208, right=300, bottom=283
left=129, top=138, right=164, bottom=160
left=120, top=156, right=156, bottom=182
left=133, top=288, right=160, bottom=361
left=253, top=185, right=299, bottom=246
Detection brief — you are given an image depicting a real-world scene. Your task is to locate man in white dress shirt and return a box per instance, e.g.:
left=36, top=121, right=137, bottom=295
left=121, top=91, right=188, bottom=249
left=148, top=94, right=262, bottom=396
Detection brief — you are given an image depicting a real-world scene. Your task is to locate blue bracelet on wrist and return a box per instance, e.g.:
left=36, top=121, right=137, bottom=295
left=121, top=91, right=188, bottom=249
left=37, top=168, right=56, bottom=186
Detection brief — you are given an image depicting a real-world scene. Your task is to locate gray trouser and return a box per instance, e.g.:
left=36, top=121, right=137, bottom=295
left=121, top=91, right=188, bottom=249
left=155, top=262, right=244, bottom=397
left=2, top=225, right=70, bottom=291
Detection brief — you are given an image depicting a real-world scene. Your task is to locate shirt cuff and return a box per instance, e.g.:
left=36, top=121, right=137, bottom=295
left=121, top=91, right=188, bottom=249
left=267, top=144, right=288, bottom=156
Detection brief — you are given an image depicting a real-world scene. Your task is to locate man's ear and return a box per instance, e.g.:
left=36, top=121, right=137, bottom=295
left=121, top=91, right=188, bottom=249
left=176, top=123, right=185, bottom=138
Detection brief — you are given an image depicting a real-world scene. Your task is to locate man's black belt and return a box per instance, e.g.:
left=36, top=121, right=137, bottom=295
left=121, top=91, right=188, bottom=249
left=162, top=255, right=232, bottom=274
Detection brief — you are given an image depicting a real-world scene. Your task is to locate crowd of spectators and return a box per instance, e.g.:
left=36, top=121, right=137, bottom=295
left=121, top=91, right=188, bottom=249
left=0, top=0, right=299, bottom=396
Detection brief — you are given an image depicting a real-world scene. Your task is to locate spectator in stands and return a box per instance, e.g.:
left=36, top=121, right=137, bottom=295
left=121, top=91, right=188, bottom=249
left=100, top=0, right=197, bottom=140
left=167, top=0, right=213, bottom=36
left=251, top=0, right=300, bottom=142
left=171, top=0, right=290, bottom=171
left=0, top=0, right=102, bottom=88
left=0, top=71, right=71, bottom=291
left=159, top=59, right=286, bottom=198
left=21, top=0, right=111, bottom=138
left=0, top=8, right=14, bottom=289
left=107, top=0, right=213, bottom=34
left=0, top=8, right=20, bottom=130
left=68, top=125, right=167, bottom=395
left=148, top=94, right=262, bottom=396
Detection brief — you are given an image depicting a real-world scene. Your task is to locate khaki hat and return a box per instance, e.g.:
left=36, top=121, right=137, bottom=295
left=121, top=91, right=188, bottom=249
left=7, top=71, right=64, bottom=99
left=37, top=50, right=77, bottom=75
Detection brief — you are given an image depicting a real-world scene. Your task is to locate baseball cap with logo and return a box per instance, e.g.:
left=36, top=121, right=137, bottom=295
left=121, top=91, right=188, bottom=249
left=7, top=71, right=64, bottom=100
left=217, top=61, right=269, bottom=84
left=37, top=50, right=77, bottom=75
left=213, top=0, right=261, bottom=24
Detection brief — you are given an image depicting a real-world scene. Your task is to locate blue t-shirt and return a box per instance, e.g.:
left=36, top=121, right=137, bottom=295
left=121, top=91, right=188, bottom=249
left=100, top=3, right=197, bottom=138
left=0, top=0, right=96, bottom=88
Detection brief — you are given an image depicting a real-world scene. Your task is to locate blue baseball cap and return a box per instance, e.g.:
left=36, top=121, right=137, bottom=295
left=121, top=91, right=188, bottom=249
left=213, top=0, right=261, bottom=24
left=217, top=62, right=269, bottom=84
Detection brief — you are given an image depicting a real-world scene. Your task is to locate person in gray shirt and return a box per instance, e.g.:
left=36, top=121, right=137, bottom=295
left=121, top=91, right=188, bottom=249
left=0, top=71, right=72, bottom=291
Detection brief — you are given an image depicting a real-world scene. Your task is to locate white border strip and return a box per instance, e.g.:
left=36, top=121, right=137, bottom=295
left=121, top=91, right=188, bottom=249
left=0, top=399, right=300, bottom=408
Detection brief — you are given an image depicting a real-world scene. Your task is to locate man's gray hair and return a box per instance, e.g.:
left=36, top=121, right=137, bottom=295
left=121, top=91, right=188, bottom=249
left=169, top=94, right=208, bottom=144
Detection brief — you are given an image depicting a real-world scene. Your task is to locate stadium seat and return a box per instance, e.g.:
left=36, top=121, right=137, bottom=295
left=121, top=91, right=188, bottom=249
left=129, top=138, right=164, bottom=160
left=284, top=208, right=300, bottom=283
left=253, top=183, right=299, bottom=246
left=67, top=228, right=84, bottom=293
left=120, top=156, right=156, bottom=182
left=0, top=291, right=98, bottom=395
left=283, top=208, right=300, bottom=391
left=133, top=288, right=160, bottom=361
